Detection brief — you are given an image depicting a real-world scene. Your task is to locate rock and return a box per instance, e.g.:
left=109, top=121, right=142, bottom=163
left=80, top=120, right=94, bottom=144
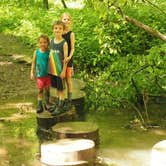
left=52, top=121, right=99, bottom=146
left=151, top=140, right=166, bottom=166
left=40, top=138, right=96, bottom=166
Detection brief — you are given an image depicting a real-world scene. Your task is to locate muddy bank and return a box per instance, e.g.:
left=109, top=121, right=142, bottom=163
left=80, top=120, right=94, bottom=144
left=0, top=54, right=36, bottom=103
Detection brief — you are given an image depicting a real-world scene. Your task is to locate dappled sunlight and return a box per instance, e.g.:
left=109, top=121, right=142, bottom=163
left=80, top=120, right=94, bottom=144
left=150, top=128, right=166, bottom=136
left=4, top=137, right=38, bottom=154
left=98, top=148, right=151, bottom=166
left=0, top=102, right=35, bottom=112
left=0, top=147, right=9, bottom=166
left=0, top=148, right=8, bottom=157
left=12, top=54, right=24, bottom=60
left=66, top=1, right=84, bottom=9
left=54, top=0, right=84, bottom=9
left=0, top=61, right=12, bottom=66
left=0, top=113, right=28, bottom=122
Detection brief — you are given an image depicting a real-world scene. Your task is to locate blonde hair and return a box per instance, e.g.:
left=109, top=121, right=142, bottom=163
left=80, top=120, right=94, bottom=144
left=60, top=12, right=72, bottom=21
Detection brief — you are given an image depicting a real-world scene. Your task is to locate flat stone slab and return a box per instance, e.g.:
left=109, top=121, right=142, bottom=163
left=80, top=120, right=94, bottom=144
left=40, top=138, right=95, bottom=166
left=37, top=108, right=77, bottom=129
left=151, top=140, right=166, bottom=166
left=52, top=122, right=99, bottom=146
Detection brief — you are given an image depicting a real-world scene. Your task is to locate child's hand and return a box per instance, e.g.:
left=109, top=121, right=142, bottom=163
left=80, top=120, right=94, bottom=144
left=60, top=71, right=66, bottom=79
left=30, top=72, right=35, bottom=80
left=65, top=57, right=71, bottom=63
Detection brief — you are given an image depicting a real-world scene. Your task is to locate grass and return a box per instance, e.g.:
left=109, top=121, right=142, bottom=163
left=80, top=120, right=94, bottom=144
left=0, top=33, right=33, bottom=56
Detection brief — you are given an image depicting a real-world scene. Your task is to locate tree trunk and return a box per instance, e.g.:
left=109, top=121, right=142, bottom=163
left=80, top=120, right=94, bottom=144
left=125, top=16, right=166, bottom=42
left=43, top=0, right=49, bottom=9
left=61, top=0, right=67, bottom=8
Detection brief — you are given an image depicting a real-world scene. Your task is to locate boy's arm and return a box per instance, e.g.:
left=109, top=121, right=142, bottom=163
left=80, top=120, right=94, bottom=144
left=30, top=51, right=36, bottom=80
left=60, top=42, right=68, bottom=79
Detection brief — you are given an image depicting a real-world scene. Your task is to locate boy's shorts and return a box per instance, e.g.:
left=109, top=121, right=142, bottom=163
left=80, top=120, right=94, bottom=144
left=66, top=67, right=73, bottom=78
left=37, top=76, right=51, bottom=89
left=50, top=75, right=65, bottom=91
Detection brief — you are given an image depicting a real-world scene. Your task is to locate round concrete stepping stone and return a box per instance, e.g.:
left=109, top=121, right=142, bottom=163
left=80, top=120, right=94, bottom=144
left=37, top=108, right=77, bottom=129
left=151, top=140, right=166, bottom=166
left=52, top=121, right=99, bottom=146
left=40, top=138, right=95, bottom=166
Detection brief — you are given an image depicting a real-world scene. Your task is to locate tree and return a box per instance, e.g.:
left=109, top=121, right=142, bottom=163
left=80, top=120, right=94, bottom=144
left=43, top=0, right=49, bottom=9
left=61, top=0, right=67, bottom=8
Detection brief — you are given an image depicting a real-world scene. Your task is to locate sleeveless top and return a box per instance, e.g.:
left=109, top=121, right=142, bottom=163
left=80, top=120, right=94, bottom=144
left=35, top=49, right=50, bottom=77
left=62, top=31, right=73, bottom=67
left=49, top=39, right=66, bottom=76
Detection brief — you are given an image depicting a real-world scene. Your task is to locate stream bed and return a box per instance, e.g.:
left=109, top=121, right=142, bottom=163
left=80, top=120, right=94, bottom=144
left=0, top=54, right=166, bottom=166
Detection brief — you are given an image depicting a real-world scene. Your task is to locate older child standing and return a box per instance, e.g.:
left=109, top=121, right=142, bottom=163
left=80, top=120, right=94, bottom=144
left=61, top=13, right=75, bottom=105
left=30, top=34, right=51, bottom=113
left=49, top=20, right=68, bottom=116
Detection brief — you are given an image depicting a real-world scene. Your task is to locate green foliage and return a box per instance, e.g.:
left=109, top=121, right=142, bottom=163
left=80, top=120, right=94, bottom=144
left=0, top=0, right=165, bottom=118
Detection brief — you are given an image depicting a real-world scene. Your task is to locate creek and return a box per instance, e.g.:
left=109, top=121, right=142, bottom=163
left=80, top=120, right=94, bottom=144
left=0, top=54, right=166, bottom=166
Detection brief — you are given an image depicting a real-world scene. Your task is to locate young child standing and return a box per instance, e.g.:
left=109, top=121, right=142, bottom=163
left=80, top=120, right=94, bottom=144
left=30, top=34, right=51, bottom=113
left=49, top=20, right=68, bottom=116
left=61, top=13, right=75, bottom=105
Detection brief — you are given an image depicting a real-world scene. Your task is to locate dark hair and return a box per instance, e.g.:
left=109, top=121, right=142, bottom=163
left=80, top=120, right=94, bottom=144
left=52, top=20, right=65, bottom=29
left=38, top=34, right=50, bottom=45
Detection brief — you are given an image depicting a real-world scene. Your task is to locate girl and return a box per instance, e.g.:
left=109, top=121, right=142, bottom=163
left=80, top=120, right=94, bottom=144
left=30, top=34, right=51, bottom=113
left=61, top=12, right=75, bottom=105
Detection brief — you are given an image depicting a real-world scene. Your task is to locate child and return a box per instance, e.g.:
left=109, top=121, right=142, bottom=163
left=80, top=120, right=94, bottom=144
left=61, top=12, right=75, bottom=105
left=30, top=34, right=51, bottom=113
left=49, top=20, right=68, bottom=116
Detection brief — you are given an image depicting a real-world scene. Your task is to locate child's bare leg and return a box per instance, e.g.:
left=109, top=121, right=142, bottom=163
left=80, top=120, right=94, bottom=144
left=44, top=87, right=50, bottom=109
left=37, top=88, right=44, bottom=113
left=66, top=77, right=72, bottom=102
left=51, top=90, right=65, bottom=116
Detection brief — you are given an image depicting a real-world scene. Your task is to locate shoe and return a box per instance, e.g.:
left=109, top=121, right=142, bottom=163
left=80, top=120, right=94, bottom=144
left=51, top=107, right=61, bottom=116
left=63, top=100, right=72, bottom=111
left=37, top=106, right=43, bottom=113
left=44, top=103, right=51, bottom=111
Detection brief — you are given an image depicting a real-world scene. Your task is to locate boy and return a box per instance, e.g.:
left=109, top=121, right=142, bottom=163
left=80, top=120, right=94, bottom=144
left=49, top=20, right=68, bottom=116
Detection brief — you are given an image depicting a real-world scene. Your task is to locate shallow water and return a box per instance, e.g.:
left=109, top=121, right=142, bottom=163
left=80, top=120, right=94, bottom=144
left=0, top=54, right=166, bottom=166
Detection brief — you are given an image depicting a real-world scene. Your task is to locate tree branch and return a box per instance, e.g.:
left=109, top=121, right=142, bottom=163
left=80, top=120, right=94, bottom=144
left=125, top=16, right=166, bottom=42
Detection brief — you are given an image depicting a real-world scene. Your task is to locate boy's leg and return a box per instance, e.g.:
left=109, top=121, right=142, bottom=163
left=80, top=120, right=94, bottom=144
left=37, top=88, right=44, bottom=113
left=51, top=90, right=65, bottom=116
left=51, top=77, right=65, bottom=116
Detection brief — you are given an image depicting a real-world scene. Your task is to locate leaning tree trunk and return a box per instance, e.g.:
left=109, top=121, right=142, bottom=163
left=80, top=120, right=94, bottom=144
left=43, top=0, right=49, bottom=9
left=125, top=16, right=166, bottom=42
left=61, top=0, right=67, bottom=8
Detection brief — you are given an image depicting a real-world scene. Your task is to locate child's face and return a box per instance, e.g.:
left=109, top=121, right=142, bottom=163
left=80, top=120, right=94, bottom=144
left=61, top=15, right=71, bottom=28
left=39, top=38, right=49, bottom=51
left=53, top=24, right=64, bottom=37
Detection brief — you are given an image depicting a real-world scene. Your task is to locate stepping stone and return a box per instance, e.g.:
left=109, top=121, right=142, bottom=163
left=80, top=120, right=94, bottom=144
left=37, top=108, right=77, bottom=129
left=40, top=138, right=95, bottom=166
left=52, top=121, right=99, bottom=146
left=151, top=140, right=166, bottom=166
